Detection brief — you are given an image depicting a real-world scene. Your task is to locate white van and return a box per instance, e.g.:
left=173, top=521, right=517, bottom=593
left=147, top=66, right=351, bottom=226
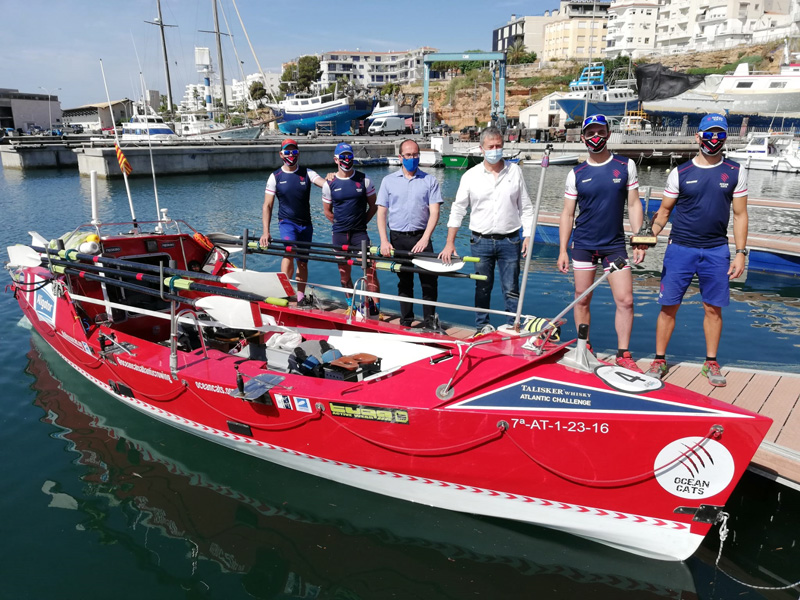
left=368, top=116, right=406, bottom=136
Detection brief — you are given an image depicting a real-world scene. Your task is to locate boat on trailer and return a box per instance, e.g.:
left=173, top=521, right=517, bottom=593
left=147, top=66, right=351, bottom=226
left=5, top=191, right=771, bottom=561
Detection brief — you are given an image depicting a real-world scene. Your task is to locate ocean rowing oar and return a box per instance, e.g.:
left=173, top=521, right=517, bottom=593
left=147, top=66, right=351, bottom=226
left=266, top=243, right=467, bottom=273
left=247, top=244, right=487, bottom=280
left=48, top=261, right=290, bottom=307
left=18, top=244, right=292, bottom=298
left=206, top=232, right=480, bottom=263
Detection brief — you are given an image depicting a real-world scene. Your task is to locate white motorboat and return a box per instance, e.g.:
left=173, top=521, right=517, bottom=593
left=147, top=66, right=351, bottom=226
left=726, top=132, right=800, bottom=173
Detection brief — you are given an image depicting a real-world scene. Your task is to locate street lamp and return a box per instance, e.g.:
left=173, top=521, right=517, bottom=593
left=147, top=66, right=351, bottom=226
left=39, top=86, right=61, bottom=132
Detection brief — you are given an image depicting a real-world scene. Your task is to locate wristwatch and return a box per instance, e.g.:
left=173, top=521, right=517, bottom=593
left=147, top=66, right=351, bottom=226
left=735, top=248, right=749, bottom=256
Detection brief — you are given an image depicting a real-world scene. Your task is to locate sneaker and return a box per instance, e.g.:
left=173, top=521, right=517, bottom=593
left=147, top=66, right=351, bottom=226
left=615, top=351, right=643, bottom=373
left=297, top=294, right=314, bottom=308
left=701, top=361, right=727, bottom=387
left=476, top=324, right=496, bottom=336
left=646, top=359, right=668, bottom=379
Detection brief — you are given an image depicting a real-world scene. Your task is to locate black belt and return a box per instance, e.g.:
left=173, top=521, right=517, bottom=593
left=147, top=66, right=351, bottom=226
left=393, top=229, right=426, bottom=236
left=471, top=229, right=520, bottom=240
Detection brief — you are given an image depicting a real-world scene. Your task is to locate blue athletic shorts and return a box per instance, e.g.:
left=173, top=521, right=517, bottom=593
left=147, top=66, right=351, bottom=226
left=332, top=230, right=370, bottom=251
left=659, top=241, right=730, bottom=307
left=278, top=220, right=313, bottom=263
left=571, top=247, right=630, bottom=272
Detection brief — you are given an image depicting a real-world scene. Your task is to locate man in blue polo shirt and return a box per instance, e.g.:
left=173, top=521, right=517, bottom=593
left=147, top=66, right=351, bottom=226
left=646, top=113, right=749, bottom=387
left=260, top=138, right=324, bottom=306
left=377, top=139, right=444, bottom=330
left=559, top=114, right=647, bottom=372
left=322, top=142, right=381, bottom=313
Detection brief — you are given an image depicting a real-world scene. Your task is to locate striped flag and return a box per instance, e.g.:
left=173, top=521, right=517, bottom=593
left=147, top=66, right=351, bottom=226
left=114, top=143, right=132, bottom=175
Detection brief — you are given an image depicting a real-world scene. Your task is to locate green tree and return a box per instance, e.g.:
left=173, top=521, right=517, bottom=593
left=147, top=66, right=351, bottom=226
left=280, top=55, right=321, bottom=94
left=250, top=81, right=266, bottom=102
left=506, top=40, right=537, bottom=65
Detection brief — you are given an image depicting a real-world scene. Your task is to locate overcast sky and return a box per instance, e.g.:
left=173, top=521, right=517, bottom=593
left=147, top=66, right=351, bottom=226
left=1, top=0, right=557, bottom=109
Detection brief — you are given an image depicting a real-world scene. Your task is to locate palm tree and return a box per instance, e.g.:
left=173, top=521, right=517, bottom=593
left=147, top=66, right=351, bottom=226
left=506, top=40, right=528, bottom=65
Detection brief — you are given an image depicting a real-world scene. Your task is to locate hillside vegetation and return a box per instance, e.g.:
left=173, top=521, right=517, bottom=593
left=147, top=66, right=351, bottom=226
left=403, top=41, right=786, bottom=131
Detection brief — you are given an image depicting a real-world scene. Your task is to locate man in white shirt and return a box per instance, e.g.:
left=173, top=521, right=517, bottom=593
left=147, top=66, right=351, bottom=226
left=439, top=126, right=533, bottom=334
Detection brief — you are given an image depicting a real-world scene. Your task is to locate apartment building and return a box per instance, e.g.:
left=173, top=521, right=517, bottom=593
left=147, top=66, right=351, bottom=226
left=492, top=12, right=557, bottom=58
left=541, top=0, right=612, bottom=62
left=605, top=0, right=659, bottom=58
left=318, top=47, right=438, bottom=89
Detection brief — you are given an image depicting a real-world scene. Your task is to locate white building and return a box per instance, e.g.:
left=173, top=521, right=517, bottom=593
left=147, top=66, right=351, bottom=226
left=542, top=0, right=612, bottom=62
left=230, top=71, right=281, bottom=109
left=654, top=0, right=796, bottom=54
left=62, top=100, right=134, bottom=132
left=0, top=89, right=61, bottom=132
left=319, top=47, right=438, bottom=89
left=519, top=92, right=567, bottom=130
left=605, top=0, right=659, bottom=58
left=493, top=12, right=557, bottom=59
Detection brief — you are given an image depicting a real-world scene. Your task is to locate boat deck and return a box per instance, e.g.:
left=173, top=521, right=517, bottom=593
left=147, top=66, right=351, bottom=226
left=325, top=306, right=800, bottom=487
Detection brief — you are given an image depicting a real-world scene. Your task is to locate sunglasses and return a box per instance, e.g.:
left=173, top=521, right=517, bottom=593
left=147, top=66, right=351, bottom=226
left=281, top=149, right=299, bottom=156
left=337, top=153, right=354, bottom=160
left=582, top=114, right=608, bottom=129
left=700, top=131, right=727, bottom=140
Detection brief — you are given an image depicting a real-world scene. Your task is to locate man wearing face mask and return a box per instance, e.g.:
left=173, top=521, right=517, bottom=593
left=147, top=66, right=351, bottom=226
left=322, top=142, right=381, bottom=314
left=439, top=125, right=533, bottom=335
left=558, top=114, right=646, bottom=372
left=260, top=138, right=325, bottom=306
left=376, top=139, right=444, bottom=331
left=645, top=113, right=748, bottom=387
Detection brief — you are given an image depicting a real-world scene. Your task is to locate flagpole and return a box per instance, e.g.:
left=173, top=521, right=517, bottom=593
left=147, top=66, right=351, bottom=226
left=100, top=58, right=138, bottom=232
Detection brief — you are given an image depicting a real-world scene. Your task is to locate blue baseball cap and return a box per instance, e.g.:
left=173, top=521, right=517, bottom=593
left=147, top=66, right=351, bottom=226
left=699, top=113, right=728, bottom=132
left=334, top=142, right=353, bottom=156
left=582, top=114, right=608, bottom=131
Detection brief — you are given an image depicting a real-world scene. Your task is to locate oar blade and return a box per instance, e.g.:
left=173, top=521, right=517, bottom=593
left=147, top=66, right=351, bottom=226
left=6, top=245, right=42, bottom=268
left=196, top=296, right=278, bottom=330
left=411, top=257, right=465, bottom=273
left=220, top=270, right=295, bottom=298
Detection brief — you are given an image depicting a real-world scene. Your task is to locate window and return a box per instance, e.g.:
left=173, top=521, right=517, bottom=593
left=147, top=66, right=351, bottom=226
left=375, top=56, right=381, bottom=62
left=549, top=99, right=558, bottom=110
left=769, top=81, right=788, bottom=88
left=352, top=56, right=360, bottom=61
left=736, top=82, right=754, bottom=88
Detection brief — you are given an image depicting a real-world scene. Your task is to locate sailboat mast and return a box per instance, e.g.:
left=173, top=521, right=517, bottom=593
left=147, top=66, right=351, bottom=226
left=145, top=0, right=176, bottom=116
left=212, top=0, right=228, bottom=120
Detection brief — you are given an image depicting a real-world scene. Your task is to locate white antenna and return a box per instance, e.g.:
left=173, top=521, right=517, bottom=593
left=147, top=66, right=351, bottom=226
left=99, top=58, right=138, bottom=232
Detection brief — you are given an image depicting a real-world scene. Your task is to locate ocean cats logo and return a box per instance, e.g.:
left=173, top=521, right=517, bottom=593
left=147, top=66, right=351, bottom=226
left=34, top=287, right=56, bottom=326
left=654, top=437, right=735, bottom=499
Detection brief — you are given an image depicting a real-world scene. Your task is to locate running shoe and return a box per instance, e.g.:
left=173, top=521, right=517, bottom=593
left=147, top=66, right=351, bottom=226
left=475, top=324, right=496, bottom=337
left=297, top=294, right=314, bottom=308
left=646, top=359, right=668, bottom=379
left=615, top=351, right=643, bottom=373
left=701, top=361, right=727, bottom=387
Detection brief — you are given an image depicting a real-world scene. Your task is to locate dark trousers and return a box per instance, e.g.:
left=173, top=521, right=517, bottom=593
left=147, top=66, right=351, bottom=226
left=390, top=230, right=437, bottom=325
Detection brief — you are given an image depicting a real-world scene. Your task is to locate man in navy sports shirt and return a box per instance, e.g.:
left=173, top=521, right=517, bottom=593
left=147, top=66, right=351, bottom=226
left=322, top=142, right=381, bottom=314
left=646, top=113, right=749, bottom=386
left=260, top=138, right=325, bottom=306
left=558, top=114, right=647, bottom=372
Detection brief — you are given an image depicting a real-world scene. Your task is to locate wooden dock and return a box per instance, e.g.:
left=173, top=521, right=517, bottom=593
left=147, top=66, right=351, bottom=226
left=635, top=360, right=800, bottom=488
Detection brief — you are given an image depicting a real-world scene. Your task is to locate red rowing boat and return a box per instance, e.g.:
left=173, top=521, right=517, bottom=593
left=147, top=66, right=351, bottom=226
left=6, top=217, right=771, bottom=561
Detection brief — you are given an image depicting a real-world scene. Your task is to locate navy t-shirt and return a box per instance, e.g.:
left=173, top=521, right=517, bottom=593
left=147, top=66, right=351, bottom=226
left=565, top=156, right=638, bottom=251
left=323, top=171, right=373, bottom=233
left=663, top=159, right=747, bottom=248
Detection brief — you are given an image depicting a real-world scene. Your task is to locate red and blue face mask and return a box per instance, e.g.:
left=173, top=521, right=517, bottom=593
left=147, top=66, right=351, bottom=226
left=281, top=148, right=299, bottom=166
left=584, top=133, right=608, bottom=154
left=699, top=130, right=726, bottom=155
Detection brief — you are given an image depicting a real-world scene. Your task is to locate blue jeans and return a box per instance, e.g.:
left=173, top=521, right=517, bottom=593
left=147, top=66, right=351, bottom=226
left=470, top=234, right=521, bottom=327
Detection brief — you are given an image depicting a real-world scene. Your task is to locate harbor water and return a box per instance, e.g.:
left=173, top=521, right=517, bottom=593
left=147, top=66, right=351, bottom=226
left=1, top=161, right=800, bottom=599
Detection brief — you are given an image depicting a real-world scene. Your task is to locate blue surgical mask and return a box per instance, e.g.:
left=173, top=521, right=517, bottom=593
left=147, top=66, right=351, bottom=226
left=484, top=149, right=504, bottom=164
left=402, top=156, right=419, bottom=172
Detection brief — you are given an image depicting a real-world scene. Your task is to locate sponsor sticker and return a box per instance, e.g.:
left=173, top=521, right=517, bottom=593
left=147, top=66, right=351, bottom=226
left=274, top=394, right=293, bottom=410
left=293, top=397, right=312, bottom=413
left=34, top=286, right=56, bottom=326
left=654, top=437, right=735, bottom=499
left=329, top=402, right=409, bottom=424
